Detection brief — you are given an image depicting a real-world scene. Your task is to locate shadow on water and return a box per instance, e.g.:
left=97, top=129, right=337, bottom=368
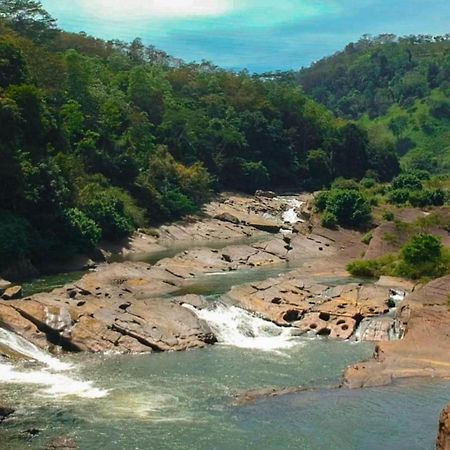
left=111, top=234, right=270, bottom=265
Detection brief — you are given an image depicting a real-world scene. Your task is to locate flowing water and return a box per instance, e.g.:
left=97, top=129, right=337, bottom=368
left=1, top=300, right=449, bottom=449
left=2, top=238, right=449, bottom=449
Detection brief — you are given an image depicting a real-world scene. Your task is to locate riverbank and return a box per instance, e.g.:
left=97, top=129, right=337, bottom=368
left=1, top=192, right=450, bottom=449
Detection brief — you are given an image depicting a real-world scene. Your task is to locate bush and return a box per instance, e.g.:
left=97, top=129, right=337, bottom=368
left=382, top=210, right=395, bottom=221
left=331, top=178, right=360, bottom=190
left=161, top=189, right=199, bottom=219
left=321, top=211, right=337, bottom=229
left=408, top=189, right=445, bottom=207
left=391, top=173, right=423, bottom=191
left=0, top=212, right=30, bottom=268
left=388, top=188, right=410, bottom=205
left=348, top=233, right=449, bottom=281
left=401, top=233, right=442, bottom=265
left=64, top=208, right=101, bottom=251
left=347, top=255, right=396, bottom=278
left=81, top=192, right=134, bottom=241
left=360, top=177, right=376, bottom=189
left=325, top=189, right=372, bottom=227
left=314, top=191, right=329, bottom=212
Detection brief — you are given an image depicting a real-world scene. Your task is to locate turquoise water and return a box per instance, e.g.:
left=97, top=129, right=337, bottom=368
left=1, top=341, right=449, bottom=450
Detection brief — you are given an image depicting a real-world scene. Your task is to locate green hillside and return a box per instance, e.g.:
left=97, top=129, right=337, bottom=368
left=0, top=1, right=400, bottom=272
left=296, top=34, right=450, bottom=172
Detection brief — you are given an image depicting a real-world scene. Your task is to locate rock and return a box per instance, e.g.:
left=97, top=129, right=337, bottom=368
left=1, top=259, right=38, bottom=281
left=437, top=404, right=450, bottom=450
left=296, top=313, right=356, bottom=340
left=175, top=294, right=209, bottom=310
left=0, top=262, right=217, bottom=354
left=255, top=190, right=277, bottom=198
left=248, top=220, right=281, bottom=233
left=1, top=285, right=23, bottom=300
left=343, top=275, right=450, bottom=388
left=214, top=212, right=240, bottom=225
left=0, top=406, right=14, bottom=423
left=0, top=279, right=12, bottom=295
left=45, top=436, right=78, bottom=449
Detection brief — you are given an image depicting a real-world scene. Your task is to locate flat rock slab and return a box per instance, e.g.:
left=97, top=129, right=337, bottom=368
left=0, top=262, right=216, bottom=354
left=343, top=275, right=450, bottom=388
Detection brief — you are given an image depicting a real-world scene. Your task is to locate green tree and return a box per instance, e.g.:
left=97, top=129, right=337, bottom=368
left=0, top=0, right=57, bottom=42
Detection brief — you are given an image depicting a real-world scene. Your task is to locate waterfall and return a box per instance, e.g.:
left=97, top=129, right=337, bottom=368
left=354, top=289, right=406, bottom=342
left=0, top=327, right=107, bottom=398
left=183, top=303, right=301, bottom=351
left=0, top=327, right=70, bottom=371
left=281, top=199, right=304, bottom=225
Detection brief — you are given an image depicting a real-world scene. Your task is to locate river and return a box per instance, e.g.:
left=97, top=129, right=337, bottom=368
left=1, top=297, right=449, bottom=449
left=2, top=222, right=450, bottom=449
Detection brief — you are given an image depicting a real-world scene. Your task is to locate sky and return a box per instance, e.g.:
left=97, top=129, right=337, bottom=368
left=41, top=0, right=450, bottom=72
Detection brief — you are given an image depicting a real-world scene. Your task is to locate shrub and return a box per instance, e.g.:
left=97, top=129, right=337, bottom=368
left=360, top=177, right=376, bottom=189
left=325, top=189, right=371, bottom=227
left=401, top=233, right=442, bottom=265
left=321, top=211, right=337, bottom=229
left=64, top=208, right=101, bottom=251
left=382, top=210, right=395, bottom=221
left=391, top=173, right=423, bottom=191
left=388, top=188, right=410, bottom=205
left=361, top=231, right=373, bottom=245
left=348, top=233, right=449, bottom=281
left=314, top=191, right=329, bottom=212
left=161, top=189, right=199, bottom=219
left=331, top=177, right=360, bottom=190
left=81, top=193, right=134, bottom=241
left=409, top=189, right=445, bottom=207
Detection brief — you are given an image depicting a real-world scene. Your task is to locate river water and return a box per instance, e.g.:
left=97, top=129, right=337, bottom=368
left=3, top=223, right=450, bottom=449
left=1, top=302, right=449, bottom=449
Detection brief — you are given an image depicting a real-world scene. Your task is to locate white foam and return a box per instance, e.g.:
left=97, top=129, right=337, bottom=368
left=281, top=199, right=305, bottom=225
left=0, top=362, right=108, bottom=398
left=0, top=327, right=71, bottom=371
left=0, top=327, right=108, bottom=399
left=184, top=303, right=301, bottom=352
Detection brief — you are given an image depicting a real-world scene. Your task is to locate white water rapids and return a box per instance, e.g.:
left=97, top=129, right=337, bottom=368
left=184, top=303, right=301, bottom=352
left=281, top=198, right=304, bottom=225
left=0, top=327, right=107, bottom=398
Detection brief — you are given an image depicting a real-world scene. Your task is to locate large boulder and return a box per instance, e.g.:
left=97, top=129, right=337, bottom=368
left=437, top=404, right=450, bottom=450
left=343, top=275, right=450, bottom=389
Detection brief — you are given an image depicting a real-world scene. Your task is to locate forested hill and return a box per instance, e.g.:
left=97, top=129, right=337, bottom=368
left=0, top=1, right=399, bottom=273
left=296, top=34, right=450, bottom=119
left=293, top=35, right=450, bottom=173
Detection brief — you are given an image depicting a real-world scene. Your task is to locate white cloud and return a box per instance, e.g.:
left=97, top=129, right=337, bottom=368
left=76, top=0, right=235, bottom=19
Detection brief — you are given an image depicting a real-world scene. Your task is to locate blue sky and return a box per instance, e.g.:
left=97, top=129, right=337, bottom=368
left=41, top=0, right=450, bottom=72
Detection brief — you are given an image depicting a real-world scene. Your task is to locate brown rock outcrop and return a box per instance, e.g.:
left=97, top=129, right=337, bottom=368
left=343, top=275, right=450, bottom=388
left=0, top=262, right=216, bottom=354
left=1, top=286, right=23, bottom=300
left=226, top=275, right=403, bottom=340
left=437, top=404, right=450, bottom=450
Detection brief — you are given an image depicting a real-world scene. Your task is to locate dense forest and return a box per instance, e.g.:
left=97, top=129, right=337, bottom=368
left=1, top=0, right=432, bottom=274
left=291, top=34, right=450, bottom=172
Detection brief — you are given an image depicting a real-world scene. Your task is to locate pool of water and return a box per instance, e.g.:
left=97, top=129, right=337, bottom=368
left=1, top=340, right=448, bottom=450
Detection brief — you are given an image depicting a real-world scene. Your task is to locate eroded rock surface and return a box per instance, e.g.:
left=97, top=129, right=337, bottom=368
left=226, top=275, right=406, bottom=340
left=0, top=262, right=216, bottom=354
left=343, top=275, right=450, bottom=388
left=437, top=404, right=450, bottom=450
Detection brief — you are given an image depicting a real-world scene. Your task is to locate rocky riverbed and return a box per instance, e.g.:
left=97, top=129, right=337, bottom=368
left=1, top=192, right=449, bottom=448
